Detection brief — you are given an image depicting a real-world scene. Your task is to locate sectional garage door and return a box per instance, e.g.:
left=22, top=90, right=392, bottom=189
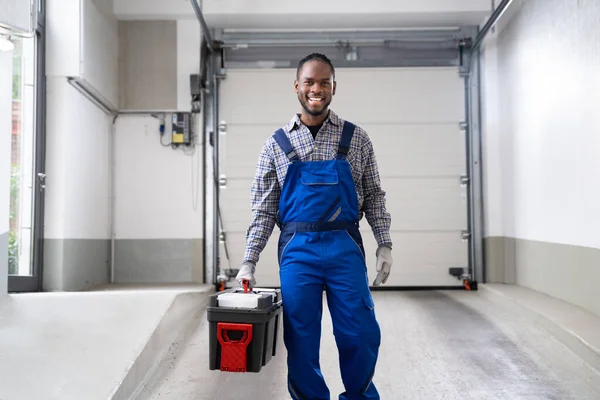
left=219, top=67, right=468, bottom=287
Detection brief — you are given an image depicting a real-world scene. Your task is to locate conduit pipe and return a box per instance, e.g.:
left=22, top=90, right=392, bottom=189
left=470, top=0, right=513, bottom=54
left=190, top=0, right=214, bottom=52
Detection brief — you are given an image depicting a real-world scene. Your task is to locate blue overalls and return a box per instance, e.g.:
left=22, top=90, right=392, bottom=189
left=273, top=121, right=381, bottom=400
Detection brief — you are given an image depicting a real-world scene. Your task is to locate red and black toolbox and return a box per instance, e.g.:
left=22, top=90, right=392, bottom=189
left=207, top=284, right=283, bottom=373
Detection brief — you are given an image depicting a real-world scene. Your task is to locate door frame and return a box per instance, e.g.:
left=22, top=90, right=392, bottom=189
left=205, top=27, right=486, bottom=288
left=8, top=0, right=46, bottom=293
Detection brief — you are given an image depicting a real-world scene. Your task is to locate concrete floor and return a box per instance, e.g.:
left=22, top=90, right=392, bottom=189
left=137, top=290, right=600, bottom=400
left=0, top=285, right=212, bottom=400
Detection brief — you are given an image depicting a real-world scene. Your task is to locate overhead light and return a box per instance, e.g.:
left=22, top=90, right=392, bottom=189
left=0, top=35, right=15, bottom=52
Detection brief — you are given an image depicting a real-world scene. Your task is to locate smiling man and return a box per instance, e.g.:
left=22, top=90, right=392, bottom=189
left=237, top=53, right=393, bottom=400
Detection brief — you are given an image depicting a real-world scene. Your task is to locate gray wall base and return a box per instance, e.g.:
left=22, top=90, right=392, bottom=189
left=0, top=232, right=7, bottom=294
left=485, top=236, right=600, bottom=318
left=43, top=239, right=110, bottom=291
left=42, top=238, right=205, bottom=291
left=484, top=237, right=516, bottom=284
left=115, top=239, right=204, bottom=284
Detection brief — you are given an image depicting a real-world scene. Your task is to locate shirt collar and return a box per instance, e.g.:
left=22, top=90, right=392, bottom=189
left=287, top=109, right=341, bottom=132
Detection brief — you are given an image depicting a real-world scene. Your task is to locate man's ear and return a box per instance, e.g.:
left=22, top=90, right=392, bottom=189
left=332, top=80, right=337, bottom=96
left=293, top=80, right=299, bottom=93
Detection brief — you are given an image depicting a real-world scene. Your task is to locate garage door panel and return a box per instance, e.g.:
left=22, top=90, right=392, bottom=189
left=381, top=177, right=467, bottom=231
left=373, top=270, right=466, bottom=287
left=333, top=68, right=465, bottom=124
left=221, top=177, right=467, bottom=233
left=220, top=180, right=253, bottom=233
left=219, top=67, right=469, bottom=288
left=224, top=124, right=466, bottom=179
left=220, top=68, right=465, bottom=125
left=219, top=232, right=282, bottom=287
left=360, top=124, right=466, bottom=176
left=220, top=70, right=298, bottom=124
left=223, top=124, right=280, bottom=180
left=361, top=232, right=467, bottom=287
left=220, top=230, right=467, bottom=288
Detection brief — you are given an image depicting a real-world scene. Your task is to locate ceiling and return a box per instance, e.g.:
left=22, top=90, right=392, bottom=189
left=113, top=0, right=496, bottom=30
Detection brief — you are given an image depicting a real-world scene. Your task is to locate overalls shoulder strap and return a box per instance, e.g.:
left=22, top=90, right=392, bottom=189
left=336, top=121, right=356, bottom=160
left=273, top=128, right=300, bottom=162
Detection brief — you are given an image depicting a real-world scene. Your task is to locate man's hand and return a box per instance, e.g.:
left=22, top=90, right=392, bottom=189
left=236, top=262, right=256, bottom=288
left=373, top=245, right=392, bottom=286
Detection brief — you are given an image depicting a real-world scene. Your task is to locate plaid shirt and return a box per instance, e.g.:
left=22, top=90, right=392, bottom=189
left=244, top=110, right=392, bottom=264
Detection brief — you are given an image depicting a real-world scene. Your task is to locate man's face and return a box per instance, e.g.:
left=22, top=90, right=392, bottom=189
left=294, top=60, right=336, bottom=117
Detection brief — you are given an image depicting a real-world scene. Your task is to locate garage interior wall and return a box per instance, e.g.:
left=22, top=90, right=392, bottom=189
left=10, top=0, right=598, bottom=306
left=43, top=0, right=117, bottom=291
left=45, top=0, right=204, bottom=288
left=482, top=0, right=600, bottom=317
left=114, top=19, right=203, bottom=284
left=0, top=51, right=11, bottom=295
left=43, top=78, right=113, bottom=291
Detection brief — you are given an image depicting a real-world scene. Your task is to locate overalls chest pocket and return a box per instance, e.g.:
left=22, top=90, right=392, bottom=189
left=300, top=169, right=339, bottom=186
left=298, top=169, right=341, bottom=220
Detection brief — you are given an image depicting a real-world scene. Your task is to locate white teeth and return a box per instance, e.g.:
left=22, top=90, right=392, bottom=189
left=309, top=98, right=323, bottom=101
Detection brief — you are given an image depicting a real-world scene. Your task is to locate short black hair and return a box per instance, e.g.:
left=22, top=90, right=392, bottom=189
left=296, top=53, right=335, bottom=80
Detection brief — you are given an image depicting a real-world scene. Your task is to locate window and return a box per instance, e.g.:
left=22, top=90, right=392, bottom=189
left=9, top=35, right=37, bottom=278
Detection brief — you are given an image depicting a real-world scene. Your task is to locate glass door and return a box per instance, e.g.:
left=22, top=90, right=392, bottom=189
left=8, top=1, right=46, bottom=293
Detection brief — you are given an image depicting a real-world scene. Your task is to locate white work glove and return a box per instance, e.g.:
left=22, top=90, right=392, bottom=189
left=373, top=245, right=392, bottom=286
left=236, top=262, right=256, bottom=288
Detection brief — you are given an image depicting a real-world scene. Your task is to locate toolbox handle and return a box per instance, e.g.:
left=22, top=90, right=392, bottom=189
left=217, top=323, right=253, bottom=373
left=217, top=323, right=253, bottom=346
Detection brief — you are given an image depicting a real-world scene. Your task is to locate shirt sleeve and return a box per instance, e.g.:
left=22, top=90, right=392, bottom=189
left=360, top=132, right=393, bottom=247
left=243, top=139, right=280, bottom=264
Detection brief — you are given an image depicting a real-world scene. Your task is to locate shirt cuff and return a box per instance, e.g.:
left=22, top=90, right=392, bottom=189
left=375, top=230, right=393, bottom=248
left=243, top=249, right=261, bottom=265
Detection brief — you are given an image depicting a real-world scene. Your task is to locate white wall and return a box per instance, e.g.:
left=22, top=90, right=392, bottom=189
left=481, top=0, right=600, bottom=315
left=81, top=0, right=119, bottom=108
left=46, top=0, right=116, bottom=241
left=114, top=0, right=491, bottom=29
left=0, top=51, right=11, bottom=295
left=0, top=0, right=32, bottom=33
left=503, top=1, right=599, bottom=249
left=47, top=0, right=119, bottom=109
left=43, top=0, right=117, bottom=290
left=114, top=115, right=203, bottom=240
left=115, top=20, right=202, bottom=240
left=176, top=20, right=200, bottom=111
left=44, top=78, right=112, bottom=240
left=46, top=0, right=81, bottom=79
left=44, top=7, right=201, bottom=286
left=484, top=0, right=600, bottom=248
left=481, top=37, right=503, bottom=239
